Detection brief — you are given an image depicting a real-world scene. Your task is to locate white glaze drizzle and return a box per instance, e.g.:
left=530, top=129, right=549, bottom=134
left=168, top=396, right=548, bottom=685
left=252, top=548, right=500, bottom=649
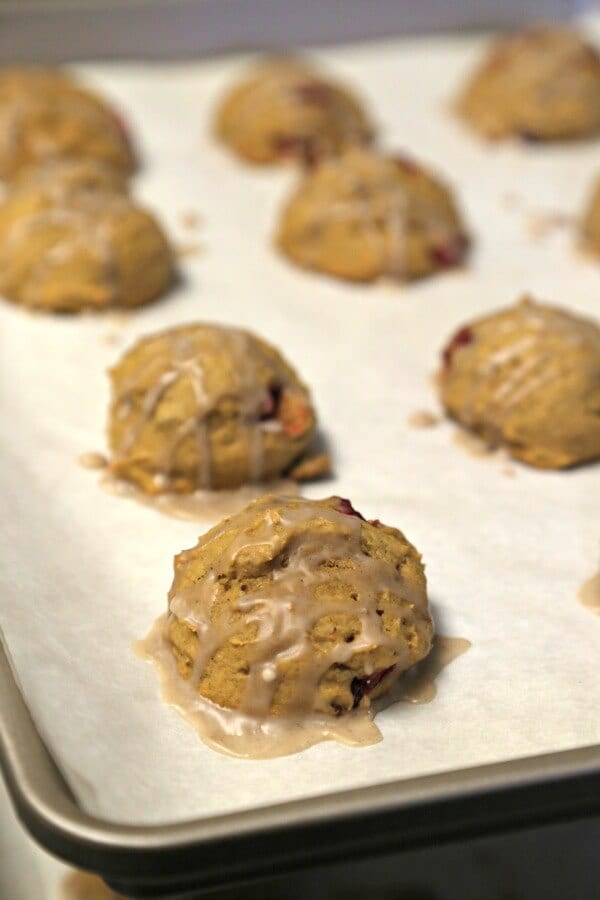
left=296, top=151, right=459, bottom=278
left=114, top=326, right=304, bottom=490
left=458, top=300, right=599, bottom=429
left=137, top=496, right=434, bottom=757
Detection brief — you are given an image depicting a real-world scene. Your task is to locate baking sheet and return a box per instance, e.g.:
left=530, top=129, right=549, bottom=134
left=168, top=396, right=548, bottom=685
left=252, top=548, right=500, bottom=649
left=0, top=29, right=599, bottom=827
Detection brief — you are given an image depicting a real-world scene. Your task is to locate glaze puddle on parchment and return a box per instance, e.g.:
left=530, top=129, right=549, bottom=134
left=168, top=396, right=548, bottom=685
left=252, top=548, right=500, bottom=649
left=78, top=452, right=299, bottom=521
left=135, top=621, right=470, bottom=760
left=389, top=634, right=472, bottom=704
left=452, top=428, right=516, bottom=476
left=100, top=471, right=299, bottom=521
left=578, top=571, right=600, bottom=615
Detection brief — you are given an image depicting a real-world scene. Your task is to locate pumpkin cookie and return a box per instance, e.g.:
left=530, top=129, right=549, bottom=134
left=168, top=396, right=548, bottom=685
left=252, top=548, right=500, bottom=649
left=148, top=494, right=433, bottom=756
left=215, top=57, right=373, bottom=165
left=457, top=25, right=600, bottom=141
left=9, top=157, right=128, bottom=198
left=0, top=183, right=173, bottom=312
left=0, top=67, right=135, bottom=180
left=108, top=323, right=324, bottom=493
left=438, top=297, right=600, bottom=469
left=276, top=147, right=468, bottom=283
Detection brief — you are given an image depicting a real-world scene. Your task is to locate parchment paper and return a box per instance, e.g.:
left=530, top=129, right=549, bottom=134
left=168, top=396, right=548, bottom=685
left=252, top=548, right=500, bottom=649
left=0, top=30, right=599, bottom=826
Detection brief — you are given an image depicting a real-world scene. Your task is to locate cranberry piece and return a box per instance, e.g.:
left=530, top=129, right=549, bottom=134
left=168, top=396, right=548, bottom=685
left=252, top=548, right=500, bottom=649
left=272, top=133, right=319, bottom=167
left=431, top=234, right=469, bottom=269
left=259, top=384, right=282, bottom=421
left=368, top=518, right=383, bottom=528
left=111, top=111, right=131, bottom=147
left=293, top=81, right=334, bottom=106
left=335, top=498, right=366, bottom=521
left=394, top=154, right=420, bottom=175
left=442, top=326, right=474, bottom=369
left=351, top=665, right=396, bottom=708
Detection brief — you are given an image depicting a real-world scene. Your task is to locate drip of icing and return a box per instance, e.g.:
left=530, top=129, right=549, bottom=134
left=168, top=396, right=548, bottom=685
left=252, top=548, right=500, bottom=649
left=390, top=635, right=471, bottom=704
left=136, top=497, right=435, bottom=757
left=114, top=326, right=305, bottom=491
left=100, top=470, right=299, bottom=522
left=459, top=301, right=599, bottom=428
left=578, top=571, right=600, bottom=614
left=135, top=613, right=382, bottom=759
left=135, top=626, right=469, bottom=759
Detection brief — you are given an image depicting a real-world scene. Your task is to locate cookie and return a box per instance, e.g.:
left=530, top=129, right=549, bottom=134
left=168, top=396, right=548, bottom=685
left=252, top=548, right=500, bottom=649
left=438, top=297, right=600, bottom=469
left=0, top=183, right=173, bottom=312
left=215, top=57, right=373, bottom=165
left=166, top=495, right=433, bottom=721
left=276, top=147, right=468, bottom=283
left=9, top=157, right=129, bottom=198
left=108, top=323, right=322, bottom=492
left=0, top=67, right=135, bottom=180
left=457, top=25, right=600, bottom=141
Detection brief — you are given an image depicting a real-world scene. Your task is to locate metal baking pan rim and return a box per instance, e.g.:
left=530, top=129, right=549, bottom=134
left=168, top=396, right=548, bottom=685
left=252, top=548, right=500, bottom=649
left=1, top=631, right=599, bottom=892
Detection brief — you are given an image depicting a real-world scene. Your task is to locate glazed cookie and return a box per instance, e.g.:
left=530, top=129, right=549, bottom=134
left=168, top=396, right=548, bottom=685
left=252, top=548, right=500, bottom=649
left=276, top=147, right=468, bottom=283
left=150, top=494, right=433, bottom=755
left=108, top=323, right=324, bottom=493
left=438, top=297, right=600, bottom=469
left=457, top=25, right=600, bottom=141
left=9, top=157, right=129, bottom=198
left=0, top=184, right=173, bottom=312
left=581, top=176, right=600, bottom=255
left=215, top=57, right=373, bottom=165
left=0, top=67, right=135, bottom=180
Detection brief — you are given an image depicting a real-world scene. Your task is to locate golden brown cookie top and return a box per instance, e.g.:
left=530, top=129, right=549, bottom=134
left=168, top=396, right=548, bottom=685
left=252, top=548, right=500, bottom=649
left=439, top=297, right=600, bottom=469
left=276, top=146, right=468, bottom=282
left=169, top=494, right=432, bottom=718
left=457, top=24, right=600, bottom=140
left=108, top=323, right=317, bottom=492
left=215, top=57, right=374, bottom=165
left=0, top=66, right=135, bottom=179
